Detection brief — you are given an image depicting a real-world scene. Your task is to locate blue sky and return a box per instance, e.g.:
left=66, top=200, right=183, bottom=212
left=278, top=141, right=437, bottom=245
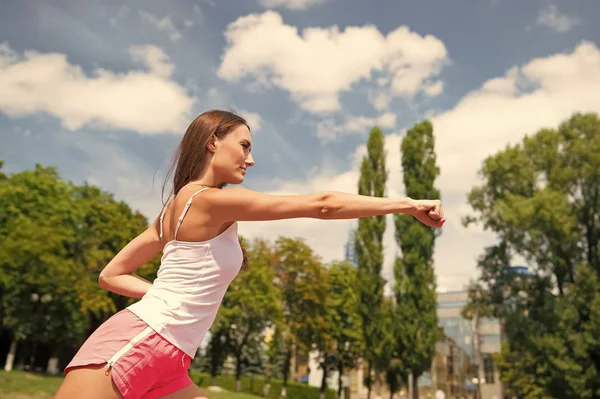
left=1, top=0, right=599, bottom=291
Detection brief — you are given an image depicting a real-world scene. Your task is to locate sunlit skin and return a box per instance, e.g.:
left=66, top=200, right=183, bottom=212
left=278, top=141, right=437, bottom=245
left=197, top=125, right=254, bottom=187
left=55, top=113, right=445, bottom=399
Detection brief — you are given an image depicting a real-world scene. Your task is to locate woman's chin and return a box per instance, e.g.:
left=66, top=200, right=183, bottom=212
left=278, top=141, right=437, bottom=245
left=229, top=175, right=245, bottom=185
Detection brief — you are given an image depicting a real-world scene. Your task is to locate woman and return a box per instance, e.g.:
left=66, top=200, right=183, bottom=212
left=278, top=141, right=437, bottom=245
left=54, top=110, right=445, bottom=399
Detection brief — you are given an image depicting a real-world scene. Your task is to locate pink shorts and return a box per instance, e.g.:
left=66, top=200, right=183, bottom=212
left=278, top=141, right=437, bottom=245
left=65, top=309, right=193, bottom=399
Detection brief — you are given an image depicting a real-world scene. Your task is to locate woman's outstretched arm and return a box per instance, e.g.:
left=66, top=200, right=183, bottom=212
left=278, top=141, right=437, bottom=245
left=203, top=188, right=445, bottom=227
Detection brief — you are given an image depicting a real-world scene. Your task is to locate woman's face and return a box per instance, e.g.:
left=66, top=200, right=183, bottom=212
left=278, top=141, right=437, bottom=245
left=212, top=124, right=254, bottom=185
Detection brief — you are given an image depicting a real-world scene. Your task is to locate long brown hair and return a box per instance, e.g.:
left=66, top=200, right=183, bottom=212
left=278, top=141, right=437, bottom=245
left=162, top=109, right=250, bottom=199
left=162, top=109, right=250, bottom=271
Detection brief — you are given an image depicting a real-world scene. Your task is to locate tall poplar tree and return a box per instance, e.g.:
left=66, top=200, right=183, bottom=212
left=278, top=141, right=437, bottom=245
left=393, top=120, right=441, bottom=399
left=354, top=127, right=388, bottom=399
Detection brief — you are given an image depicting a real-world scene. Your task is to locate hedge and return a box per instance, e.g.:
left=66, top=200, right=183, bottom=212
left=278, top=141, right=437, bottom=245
left=189, top=371, right=337, bottom=399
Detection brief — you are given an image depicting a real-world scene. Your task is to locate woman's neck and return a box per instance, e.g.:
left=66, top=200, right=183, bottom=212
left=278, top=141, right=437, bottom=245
left=194, top=169, right=224, bottom=188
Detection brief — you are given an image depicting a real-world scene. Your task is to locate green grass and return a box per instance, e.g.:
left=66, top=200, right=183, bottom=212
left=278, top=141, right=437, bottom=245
left=0, top=371, right=63, bottom=398
left=202, top=388, right=260, bottom=399
left=0, top=370, right=259, bottom=399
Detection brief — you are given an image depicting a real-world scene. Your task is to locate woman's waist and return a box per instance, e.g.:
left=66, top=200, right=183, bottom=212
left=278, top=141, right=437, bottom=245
left=133, top=287, right=224, bottom=311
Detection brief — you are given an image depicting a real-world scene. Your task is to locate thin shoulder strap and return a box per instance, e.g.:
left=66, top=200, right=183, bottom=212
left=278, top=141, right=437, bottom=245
left=173, top=188, right=210, bottom=240
left=158, top=197, right=173, bottom=241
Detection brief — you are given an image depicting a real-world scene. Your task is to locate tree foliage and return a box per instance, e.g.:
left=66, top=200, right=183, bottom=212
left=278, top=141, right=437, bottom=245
left=219, top=238, right=282, bottom=390
left=354, top=127, right=388, bottom=397
left=273, top=237, right=329, bottom=391
left=321, top=261, right=364, bottom=398
left=464, top=113, right=600, bottom=398
left=0, top=165, right=153, bottom=357
left=393, top=120, right=441, bottom=398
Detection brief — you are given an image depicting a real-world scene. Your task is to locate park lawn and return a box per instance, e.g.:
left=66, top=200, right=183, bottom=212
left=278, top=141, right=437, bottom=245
left=0, top=371, right=63, bottom=398
left=0, top=371, right=259, bottom=399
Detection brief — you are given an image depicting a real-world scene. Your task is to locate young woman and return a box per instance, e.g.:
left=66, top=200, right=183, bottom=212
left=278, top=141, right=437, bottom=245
left=54, top=110, right=445, bottom=399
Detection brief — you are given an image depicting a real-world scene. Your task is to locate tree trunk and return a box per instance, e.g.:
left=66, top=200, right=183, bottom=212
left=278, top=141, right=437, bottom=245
left=291, top=343, right=297, bottom=381
left=46, top=349, right=59, bottom=376
left=375, top=369, right=382, bottom=398
left=281, top=348, right=292, bottom=398
left=498, top=318, right=505, bottom=399
left=235, top=353, right=242, bottom=392
left=337, top=360, right=344, bottom=399
left=210, top=375, right=217, bottom=386
left=474, top=313, right=484, bottom=399
left=320, top=362, right=328, bottom=399
left=366, top=360, right=373, bottom=399
left=411, top=374, right=419, bottom=399
left=4, top=339, right=17, bottom=372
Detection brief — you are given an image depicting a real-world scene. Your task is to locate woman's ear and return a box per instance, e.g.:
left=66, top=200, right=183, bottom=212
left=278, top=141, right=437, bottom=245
left=207, top=136, right=217, bottom=153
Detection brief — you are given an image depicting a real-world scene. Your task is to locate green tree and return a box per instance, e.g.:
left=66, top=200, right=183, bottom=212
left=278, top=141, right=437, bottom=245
left=220, top=238, right=282, bottom=392
left=274, top=237, right=329, bottom=397
left=327, top=261, right=364, bottom=399
left=464, top=113, right=600, bottom=398
left=375, top=298, right=398, bottom=398
left=461, top=281, right=495, bottom=398
left=386, top=358, right=404, bottom=399
left=199, top=326, right=229, bottom=385
left=0, top=164, right=154, bottom=371
left=354, top=127, right=388, bottom=399
left=70, top=183, right=156, bottom=326
left=0, top=166, right=89, bottom=369
left=393, top=120, right=441, bottom=399
left=314, top=261, right=365, bottom=399
left=263, top=322, right=289, bottom=396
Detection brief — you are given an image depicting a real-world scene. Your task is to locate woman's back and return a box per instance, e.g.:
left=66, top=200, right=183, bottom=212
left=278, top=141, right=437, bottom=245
left=159, top=183, right=235, bottom=245
left=56, top=109, right=444, bottom=399
left=127, top=185, right=244, bottom=358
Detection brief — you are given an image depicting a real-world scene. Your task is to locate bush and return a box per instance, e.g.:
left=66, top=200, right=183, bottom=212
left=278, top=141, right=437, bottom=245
left=188, top=371, right=336, bottom=399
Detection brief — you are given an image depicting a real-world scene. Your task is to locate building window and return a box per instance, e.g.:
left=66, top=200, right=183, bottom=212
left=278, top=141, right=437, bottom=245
left=481, top=333, right=500, bottom=345
left=436, top=301, right=467, bottom=309
left=483, top=354, right=495, bottom=384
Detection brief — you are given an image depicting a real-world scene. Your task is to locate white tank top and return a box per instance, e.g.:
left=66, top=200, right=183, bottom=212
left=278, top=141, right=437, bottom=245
left=127, top=188, right=243, bottom=358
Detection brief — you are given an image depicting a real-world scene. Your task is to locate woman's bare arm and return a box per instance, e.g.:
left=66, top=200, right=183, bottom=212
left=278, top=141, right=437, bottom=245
left=98, top=217, right=163, bottom=298
left=203, top=188, right=445, bottom=227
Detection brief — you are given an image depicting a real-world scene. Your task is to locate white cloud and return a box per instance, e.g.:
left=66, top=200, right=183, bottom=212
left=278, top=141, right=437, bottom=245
left=129, top=44, right=174, bottom=78
left=368, top=90, right=392, bottom=111
left=316, top=112, right=397, bottom=142
left=78, top=140, right=165, bottom=221
left=217, top=11, right=448, bottom=113
left=239, top=109, right=263, bottom=132
left=432, top=41, right=600, bottom=203
left=423, top=80, right=444, bottom=97
left=536, top=5, right=580, bottom=33
left=109, top=5, right=130, bottom=27
left=238, top=40, right=600, bottom=292
left=139, top=10, right=182, bottom=42
left=0, top=42, right=194, bottom=134
left=258, top=0, right=325, bottom=10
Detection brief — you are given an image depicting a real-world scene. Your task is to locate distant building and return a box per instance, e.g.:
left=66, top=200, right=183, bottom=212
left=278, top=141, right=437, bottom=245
left=420, top=333, right=476, bottom=399
left=344, top=228, right=358, bottom=267
left=437, top=290, right=504, bottom=399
